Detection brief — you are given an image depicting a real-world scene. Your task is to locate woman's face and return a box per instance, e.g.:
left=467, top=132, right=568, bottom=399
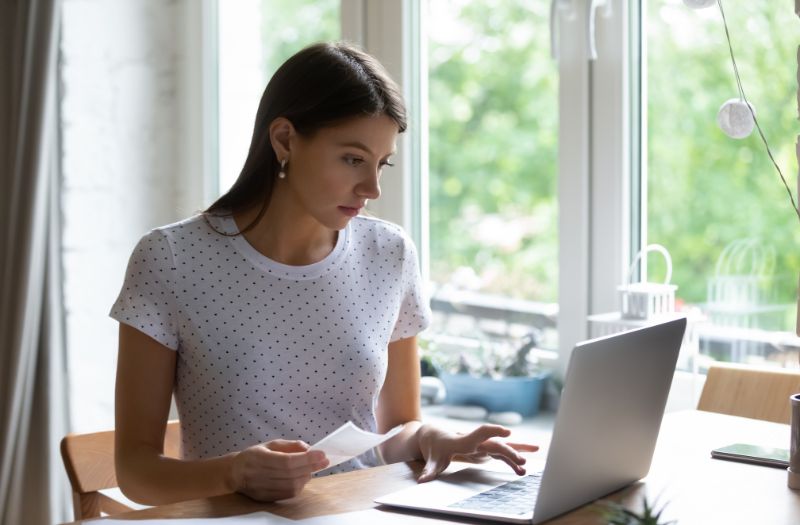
left=284, top=114, right=399, bottom=230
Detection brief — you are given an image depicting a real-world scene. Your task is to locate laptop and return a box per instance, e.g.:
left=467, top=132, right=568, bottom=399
left=375, top=316, right=687, bottom=524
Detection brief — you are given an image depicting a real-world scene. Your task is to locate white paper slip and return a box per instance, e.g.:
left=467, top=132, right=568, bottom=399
left=310, top=422, right=403, bottom=469
left=98, top=511, right=294, bottom=524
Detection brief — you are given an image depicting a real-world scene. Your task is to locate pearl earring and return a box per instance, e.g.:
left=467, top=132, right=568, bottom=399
left=278, top=159, right=287, bottom=179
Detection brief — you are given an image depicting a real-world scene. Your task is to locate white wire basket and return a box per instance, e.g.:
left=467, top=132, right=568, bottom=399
left=704, top=238, right=784, bottom=329
left=618, top=244, right=677, bottom=320
left=706, top=238, right=775, bottom=308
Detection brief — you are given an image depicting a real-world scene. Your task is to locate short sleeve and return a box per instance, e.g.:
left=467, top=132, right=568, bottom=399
left=390, top=235, right=432, bottom=342
left=109, top=230, right=180, bottom=350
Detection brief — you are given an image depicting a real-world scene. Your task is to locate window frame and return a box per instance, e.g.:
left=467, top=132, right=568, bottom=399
left=184, top=0, right=220, bottom=211
left=203, top=0, right=639, bottom=373
left=203, top=0, right=800, bottom=409
left=346, top=0, right=632, bottom=374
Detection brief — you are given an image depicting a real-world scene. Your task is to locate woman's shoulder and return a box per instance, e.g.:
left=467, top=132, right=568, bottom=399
left=129, top=214, right=218, bottom=259
left=135, top=213, right=214, bottom=243
left=152, top=213, right=208, bottom=235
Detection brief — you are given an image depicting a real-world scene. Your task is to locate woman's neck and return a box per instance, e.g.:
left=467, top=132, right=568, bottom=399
left=234, top=198, right=338, bottom=267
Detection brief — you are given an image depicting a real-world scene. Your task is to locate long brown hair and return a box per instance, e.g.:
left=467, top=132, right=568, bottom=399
left=204, top=42, right=407, bottom=235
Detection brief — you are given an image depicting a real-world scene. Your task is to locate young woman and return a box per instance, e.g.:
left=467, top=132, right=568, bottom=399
left=111, top=41, right=537, bottom=506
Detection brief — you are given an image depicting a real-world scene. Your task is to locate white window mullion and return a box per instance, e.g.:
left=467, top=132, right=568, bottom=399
left=340, top=0, right=365, bottom=47
left=403, top=0, right=429, bottom=283
left=557, top=2, right=592, bottom=375
left=590, top=0, right=630, bottom=317
left=342, top=1, right=415, bottom=235
left=181, top=0, right=218, bottom=211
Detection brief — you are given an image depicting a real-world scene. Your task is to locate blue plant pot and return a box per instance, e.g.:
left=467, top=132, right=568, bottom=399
left=440, top=372, right=550, bottom=417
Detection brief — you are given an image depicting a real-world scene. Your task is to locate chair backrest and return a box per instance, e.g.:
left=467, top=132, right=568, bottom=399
left=697, top=363, right=800, bottom=424
left=60, top=420, right=181, bottom=520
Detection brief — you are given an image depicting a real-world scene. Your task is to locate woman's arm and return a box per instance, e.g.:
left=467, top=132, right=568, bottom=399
left=375, top=336, right=425, bottom=463
left=376, top=336, right=539, bottom=482
left=115, top=324, right=328, bottom=505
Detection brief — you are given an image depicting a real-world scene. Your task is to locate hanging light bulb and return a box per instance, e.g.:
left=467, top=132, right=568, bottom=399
left=682, top=0, right=716, bottom=8
left=717, top=98, right=756, bottom=139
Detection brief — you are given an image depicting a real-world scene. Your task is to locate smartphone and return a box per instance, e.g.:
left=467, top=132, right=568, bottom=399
left=711, top=443, right=790, bottom=469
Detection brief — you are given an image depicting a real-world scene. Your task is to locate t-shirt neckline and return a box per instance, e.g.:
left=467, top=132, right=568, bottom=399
left=209, top=213, right=350, bottom=280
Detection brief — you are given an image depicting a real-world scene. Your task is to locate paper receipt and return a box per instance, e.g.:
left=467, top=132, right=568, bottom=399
left=310, top=422, right=403, bottom=469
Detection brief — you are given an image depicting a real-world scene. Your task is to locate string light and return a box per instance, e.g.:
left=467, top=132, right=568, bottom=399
left=717, top=98, right=755, bottom=139
left=682, top=0, right=715, bottom=9
left=693, top=0, right=800, bottom=224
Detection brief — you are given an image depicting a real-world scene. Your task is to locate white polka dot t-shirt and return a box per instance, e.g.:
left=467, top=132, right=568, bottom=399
left=110, top=213, right=431, bottom=474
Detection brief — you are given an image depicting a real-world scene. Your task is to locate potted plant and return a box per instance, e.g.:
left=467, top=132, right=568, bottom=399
left=596, top=495, right=675, bottom=525
left=422, top=330, right=551, bottom=417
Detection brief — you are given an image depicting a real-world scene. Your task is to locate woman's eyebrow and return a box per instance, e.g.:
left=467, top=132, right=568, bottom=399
left=337, top=141, right=396, bottom=157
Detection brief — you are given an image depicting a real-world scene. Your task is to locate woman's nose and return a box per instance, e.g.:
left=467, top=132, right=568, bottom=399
left=357, top=169, right=381, bottom=200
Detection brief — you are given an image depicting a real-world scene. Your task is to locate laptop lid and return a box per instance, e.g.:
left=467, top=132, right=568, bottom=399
left=374, top=317, right=686, bottom=524
left=531, top=316, right=686, bottom=523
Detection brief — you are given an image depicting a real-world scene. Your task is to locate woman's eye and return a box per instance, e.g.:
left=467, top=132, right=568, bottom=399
left=344, top=156, right=364, bottom=166
left=380, top=160, right=395, bottom=169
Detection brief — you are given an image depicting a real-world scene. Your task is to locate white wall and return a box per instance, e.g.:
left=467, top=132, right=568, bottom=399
left=60, top=0, right=198, bottom=432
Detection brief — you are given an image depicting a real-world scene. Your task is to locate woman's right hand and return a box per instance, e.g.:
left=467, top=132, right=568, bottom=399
left=229, top=440, right=330, bottom=501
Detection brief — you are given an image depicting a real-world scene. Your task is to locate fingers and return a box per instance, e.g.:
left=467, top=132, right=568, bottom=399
left=457, top=428, right=539, bottom=476
left=480, top=440, right=527, bottom=463
left=417, top=424, right=540, bottom=484
left=266, top=439, right=310, bottom=453
left=231, top=441, right=330, bottom=502
left=448, top=425, right=512, bottom=458
left=479, top=440, right=528, bottom=461
left=506, top=442, right=540, bottom=453
left=489, top=452, right=527, bottom=476
left=261, top=441, right=328, bottom=471
left=418, top=456, right=450, bottom=484
left=464, top=425, right=511, bottom=446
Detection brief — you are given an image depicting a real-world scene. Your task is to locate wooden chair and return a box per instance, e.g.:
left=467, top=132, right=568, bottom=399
left=697, top=363, right=800, bottom=424
left=60, top=420, right=181, bottom=520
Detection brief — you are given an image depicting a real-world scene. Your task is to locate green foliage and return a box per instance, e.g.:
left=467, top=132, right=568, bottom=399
left=259, top=0, right=339, bottom=82
left=254, top=0, right=800, bottom=330
left=599, top=496, right=676, bottom=525
left=430, top=0, right=800, bottom=330
left=429, top=0, right=558, bottom=301
left=647, top=0, right=800, bottom=323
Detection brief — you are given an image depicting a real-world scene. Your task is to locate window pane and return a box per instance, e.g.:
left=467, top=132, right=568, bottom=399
left=646, top=1, right=800, bottom=367
left=218, top=0, right=339, bottom=194
left=425, top=0, right=559, bottom=364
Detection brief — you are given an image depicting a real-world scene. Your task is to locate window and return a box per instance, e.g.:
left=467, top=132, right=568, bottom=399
left=640, top=0, right=800, bottom=369
left=427, top=0, right=558, bottom=303
left=214, top=0, right=572, bottom=375
left=217, top=0, right=340, bottom=194
left=212, top=1, right=800, bottom=379
left=422, top=0, right=561, bottom=374
left=343, top=1, right=591, bottom=376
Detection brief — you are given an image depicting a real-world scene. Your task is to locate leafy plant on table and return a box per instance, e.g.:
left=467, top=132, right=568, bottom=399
left=598, top=496, right=676, bottom=525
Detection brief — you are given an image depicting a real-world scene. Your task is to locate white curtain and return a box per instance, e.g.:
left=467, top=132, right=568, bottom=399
left=0, top=0, right=71, bottom=524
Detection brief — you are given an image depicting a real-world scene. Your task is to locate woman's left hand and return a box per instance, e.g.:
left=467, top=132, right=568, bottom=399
left=416, top=424, right=539, bottom=483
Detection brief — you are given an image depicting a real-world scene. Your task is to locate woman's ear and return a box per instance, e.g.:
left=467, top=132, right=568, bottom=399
left=269, top=117, right=295, bottom=160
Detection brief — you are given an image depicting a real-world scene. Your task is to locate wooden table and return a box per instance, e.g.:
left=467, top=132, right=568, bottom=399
left=68, top=411, right=800, bottom=524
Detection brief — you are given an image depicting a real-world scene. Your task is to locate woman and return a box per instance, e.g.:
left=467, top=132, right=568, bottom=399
left=111, top=41, right=537, bottom=505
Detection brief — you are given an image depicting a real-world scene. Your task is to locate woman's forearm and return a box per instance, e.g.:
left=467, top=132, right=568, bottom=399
left=116, top=444, right=238, bottom=506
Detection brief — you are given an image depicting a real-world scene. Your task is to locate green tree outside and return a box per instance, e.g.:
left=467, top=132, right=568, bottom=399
left=647, top=0, right=800, bottom=330
left=428, top=0, right=559, bottom=302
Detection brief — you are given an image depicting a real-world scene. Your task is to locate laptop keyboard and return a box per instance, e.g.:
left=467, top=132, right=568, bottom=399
left=447, top=472, right=542, bottom=516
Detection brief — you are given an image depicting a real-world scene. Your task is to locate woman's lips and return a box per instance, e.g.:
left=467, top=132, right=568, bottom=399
left=338, top=206, right=360, bottom=217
